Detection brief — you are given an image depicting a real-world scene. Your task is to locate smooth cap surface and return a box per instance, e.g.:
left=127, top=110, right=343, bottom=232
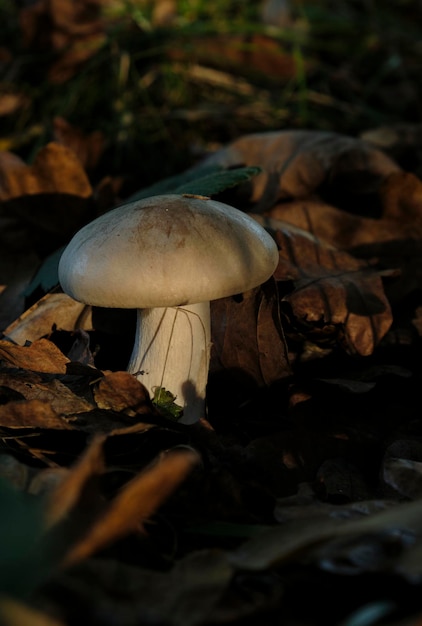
left=58, top=194, right=279, bottom=308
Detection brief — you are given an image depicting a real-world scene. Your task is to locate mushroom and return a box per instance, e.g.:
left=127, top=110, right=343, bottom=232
left=58, top=194, right=279, bottom=424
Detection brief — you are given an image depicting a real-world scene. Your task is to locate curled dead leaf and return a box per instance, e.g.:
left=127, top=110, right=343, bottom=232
left=265, top=171, right=422, bottom=251
left=0, top=142, right=96, bottom=330
left=93, top=371, right=152, bottom=414
left=46, top=434, right=106, bottom=527
left=53, top=117, right=106, bottom=171
left=210, top=282, right=289, bottom=386
left=60, top=447, right=200, bottom=567
left=264, top=222, right=392, bottom=355
left=0, top=373, right=93, bottom=415
left=3, top=292, right=93, bottom=346
left=0, top=142, right=92, bottom=201
left=202, top=130, right=399, bottom=210
left=0, top=398, right=73, bottom=430
left=0, top=338, right=69, bottom=374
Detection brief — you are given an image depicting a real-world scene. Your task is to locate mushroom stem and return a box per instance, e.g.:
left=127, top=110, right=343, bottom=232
left=128, top=302, right=211, bottom=424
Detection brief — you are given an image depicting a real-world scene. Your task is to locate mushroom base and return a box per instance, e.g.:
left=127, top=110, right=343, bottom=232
left=128, top=302, right=211, bottom=424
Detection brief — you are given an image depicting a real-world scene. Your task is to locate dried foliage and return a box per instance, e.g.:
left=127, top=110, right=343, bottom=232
left=2, top=2, right=422, bottom=625
left=1, top=120, right=422, bottom=624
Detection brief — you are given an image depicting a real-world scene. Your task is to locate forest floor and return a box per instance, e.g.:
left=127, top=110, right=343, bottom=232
left=2, top=2, right=422, bottom=625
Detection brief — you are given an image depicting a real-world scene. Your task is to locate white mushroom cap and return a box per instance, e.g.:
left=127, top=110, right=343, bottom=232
left=58, top=194, right=279, bottom=308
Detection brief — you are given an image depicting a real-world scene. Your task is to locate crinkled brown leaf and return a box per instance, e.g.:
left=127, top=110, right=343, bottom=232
left=93, top=371, right=151, bottom=413
left=380, top=170, right=422, bottom=224
left=270, top=224, right=392, bottom=355
left=203, top=129, right=399, bottom=209
left=53, top=117, right=105, bottom=172
left=266, top=199, right=390, bottom=250
left=0, top=372, right=93, bottom=415
left=0, top=142, right=94, bottom=327
left=265, top=171, right=422, bottom=251
left=257, top=172, right=422, bottom=310
left=0, top=399, right=73, bottom=430
left=3, top=293, right=93, bottom=346
left=46, top=434, right=106, bottom=527
left=0, top=142, right=91, bottom=200
left=210, top=280, right=290, bottom=387
left=61, top=448, right=200, bottom=567
left=0, top=338, right=69, bottom=373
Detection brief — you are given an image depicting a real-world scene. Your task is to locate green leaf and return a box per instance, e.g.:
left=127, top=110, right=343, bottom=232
left=152, top=387, right=183, bottom=421
left=127, top=165, right=261, bottom=202
left=175, top=166, right=262, bottom=196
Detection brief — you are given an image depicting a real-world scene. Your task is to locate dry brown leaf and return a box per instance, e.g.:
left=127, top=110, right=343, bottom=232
left=46, top=434, right=106, bottom=526
left=0, top=398, right=73, bottom=430
left=381, top=171, right=422, bottom=223
left=61, top=448, right=200, bottom=567
left=169, top=34, right=299, bottom=82
left=266, top=200, right=388, bottom=249
left=0, top=142, right=92, bottom=200
left=0, top=338, right=69, bottom=373
left=270, top=224, right=392, bottom=355
left=203, top=130, right=399, bottom=209
left=0, top=373, right=93, bottom=415
left=52, top=117, right=106, bottom=171
left=93, top=371, right=151, bottom=413
left=0, top=92, right=29, bottom=117
left=0, top=596, right=65, bottom=626
left=265, top=171, right=422, bottom=250
left=0, top=143, right=95, bottom=334
left=3, top=292, right=93, bottom=346
left=0, top=151, right=26, bottom=175
left=210, top=280, right=290, bottom=388
left=0, top=144, right=94, bottom=327
left=361, top=124, right=422, bottom=176
left=19, top=0, right=107, bottom=83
